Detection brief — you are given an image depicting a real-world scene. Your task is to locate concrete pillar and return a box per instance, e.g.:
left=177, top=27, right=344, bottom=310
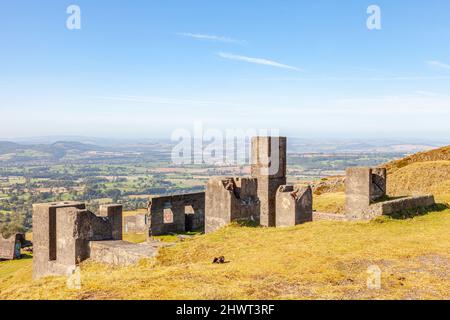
left=99, top=204, right=123, bottom=240
left=32, top=201, right=85, bottom=280
left=345, top=167, right=372, bottom=219
left=275, top=185, right=313, bottom=227
left=251, top=137, right=287, bottom=227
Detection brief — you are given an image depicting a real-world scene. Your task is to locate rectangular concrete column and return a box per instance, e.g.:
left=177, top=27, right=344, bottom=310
left=276, top=185, right=313, bottom=227
left=251, top=137, right=287, bottom=227
left=99, top=204, right=123, bottom=240
left=32, top=201, right=85, bottom=280
left=345, top=167, right=372, bottom=219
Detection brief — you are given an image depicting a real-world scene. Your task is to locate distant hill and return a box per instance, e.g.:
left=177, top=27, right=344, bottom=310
left=0, top=140, right=104, bottom=162
left=0, top=142, right=22, bottom=154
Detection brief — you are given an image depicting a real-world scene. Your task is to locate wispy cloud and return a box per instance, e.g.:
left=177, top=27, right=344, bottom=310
left=427, top=60, right=450, bottom=70
left=217, top=52, right=302, bottom=71
left=252, top=75, right=450, bottom=82
left=177, top=33, right=243, bottom=44
left=94, top=95, right=244, bottom=107
left=415, top=90, right=438, bottom=97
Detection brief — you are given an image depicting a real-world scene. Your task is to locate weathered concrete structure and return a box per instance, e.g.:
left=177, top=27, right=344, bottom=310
left=206, top=137, right=293, bottom=233
left=89, top=240, right=172, bottom=266
left=352, top=195, right=436, bottom=220
left=275, top=185, right=313, bottom=227
left=251, top=137, right=287, bottom=227
left=146, top=192, right=205, bottom=237
left=32, top=201, right=122, bottom=279
left=124, top=213, right=147, bottom=233
left=345, top=167, right=435, bottom=220
left=29, top=137, right=441, bottom=280
left=345, top=167, right=385, bottom=219
left=0, top=233, right=26, bottom=260
left=205, top=177, right=260, bottom=233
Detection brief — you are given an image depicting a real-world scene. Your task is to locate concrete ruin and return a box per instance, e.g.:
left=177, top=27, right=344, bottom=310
left=205, top=177, right=260, bottom=233
left=252, top=136, right=287, bottom=227
left=275, top=185, right=313, bottom=227
left=146, top=192, right=205, bottom=237
left=344, top=167, right=435, bottom=220
left=28, top=137, right=440, bottom=279
left=32, top=201, right=163, bottom=280
left=205, top=136, right=311, bottom=232
left=0, top=233, right=26, bottom=260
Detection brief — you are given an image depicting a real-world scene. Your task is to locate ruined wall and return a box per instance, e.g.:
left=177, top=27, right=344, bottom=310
left=371, top=168, right=387, bottom=201
left=99, top=204, right=122, bottom=240
left=205, top=177, right=259, bottom=233
left=32, top=202, right=122, bottom=280
left=345, top=167, right=388, bottom=219
left=0, top=234, right=25, bottom=260
left=147, top=192, right=205, bottom=236
left=251, top=136, right=287, bottom=227
left=354, top=195, right=436, bottom=220
left=89, top=240, right=158, bottom=266
left=275, top=185, right=313, bottom=227
left=312, top=212, right=349, bottom=222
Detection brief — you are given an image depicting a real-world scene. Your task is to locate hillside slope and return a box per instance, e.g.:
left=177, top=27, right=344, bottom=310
left=1, top=207, right=450, bottom=300
left=313, top=145, right=450, bottom=198
left=388, top=160, right=450, bottom=197
left=384, top=146, right=450, bottom=174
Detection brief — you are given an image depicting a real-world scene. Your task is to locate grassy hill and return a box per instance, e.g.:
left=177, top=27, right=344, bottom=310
left=388, top=160, right=450, bottom=197
left=314, top=145, right=450, bottom=212
left=1, top=147, right=450, bottom=300
left=384, top=146, right=450, bottom=174
left=1, top=207, right=449, bottom=300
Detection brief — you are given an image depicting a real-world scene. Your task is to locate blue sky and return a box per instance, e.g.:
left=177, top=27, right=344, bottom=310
left=1, top=0, right=450, bottom=139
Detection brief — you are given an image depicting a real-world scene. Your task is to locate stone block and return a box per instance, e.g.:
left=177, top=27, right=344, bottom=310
left=275, top=185, right=313, bottom=227
left=205, top=177, right=259, bottom=233
left=147, top=192, right=205, bottom=236
left=99, top=204, right=123, bottom=240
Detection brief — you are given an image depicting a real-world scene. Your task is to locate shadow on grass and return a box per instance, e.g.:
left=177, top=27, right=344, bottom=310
left=0, top=253, right=32, bottom=262
left=18, top=253, right=33, bottom=260
left=388, top=203, right=449, bottom=220
left=234, top=220, right=261, bottom=228
left=373, top=195, right=408, bottom=204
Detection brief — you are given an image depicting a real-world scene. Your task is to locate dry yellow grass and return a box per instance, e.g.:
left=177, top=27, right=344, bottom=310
left=313, top=192, right=345, bottom=214
left=384, top=146, right=450, bottom=174
left=387, top=161, right=450, bottom=197
left=1, top=205, right=450, bottom=300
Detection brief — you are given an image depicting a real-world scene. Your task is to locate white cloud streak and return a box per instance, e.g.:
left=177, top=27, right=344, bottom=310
left=94, top=95, right=244, bottom=107
left=217, top=52, right=302, bottom=71
left=427, top=60, right=450, bottom=70
left=177, top=33, right=243, bottom=44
